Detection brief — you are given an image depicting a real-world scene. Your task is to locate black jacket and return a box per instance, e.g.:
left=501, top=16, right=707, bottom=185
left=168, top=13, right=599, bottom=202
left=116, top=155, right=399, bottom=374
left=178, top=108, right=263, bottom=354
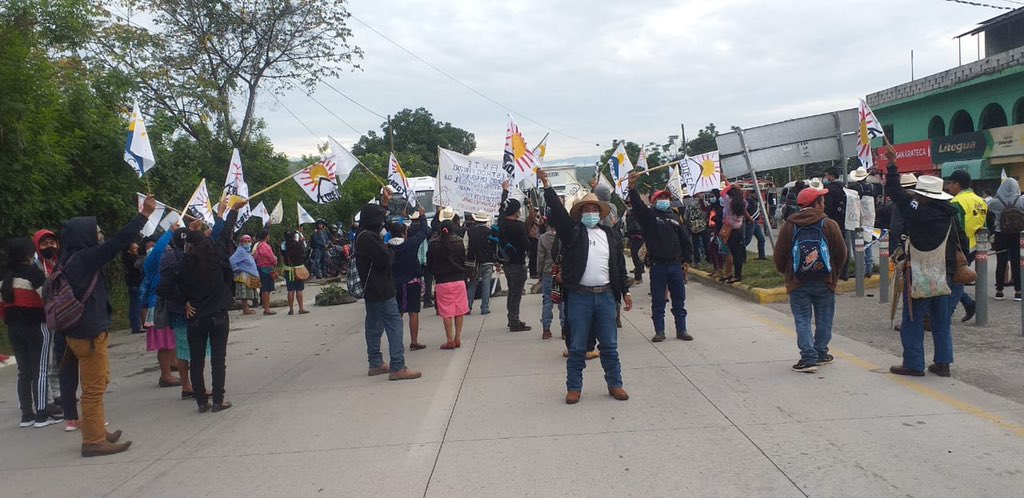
left=544, top=187, right=629, bottom=297
left=122, top=252, right=143, bottom=288
left=179, top=209, right=238, bottom=320
left=427, top=230, right=466, bottom=284
left=825, top=181, right=846, bottom=226
left=466, top=224, right=493, bottom=264
left=625, top=208, right=642, bottom=238
left=628, top=189, right=693, bottom=264
left=498, top=189, right=530, bottom=264
left=355, top=204, right=396, bottom=303
left=886, top=165, right=968, bottom=276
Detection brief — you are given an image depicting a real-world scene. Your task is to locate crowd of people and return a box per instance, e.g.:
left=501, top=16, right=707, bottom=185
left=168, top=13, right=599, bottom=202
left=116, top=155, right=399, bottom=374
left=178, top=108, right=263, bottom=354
left=3, top=151, right=1022, bottom=458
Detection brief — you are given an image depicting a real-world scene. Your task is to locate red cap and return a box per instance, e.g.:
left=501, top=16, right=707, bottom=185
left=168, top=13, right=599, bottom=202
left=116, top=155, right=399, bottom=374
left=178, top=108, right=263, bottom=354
left=797, top=188, right=828, bottom=207
left=650, top=190, right=671, bottom=201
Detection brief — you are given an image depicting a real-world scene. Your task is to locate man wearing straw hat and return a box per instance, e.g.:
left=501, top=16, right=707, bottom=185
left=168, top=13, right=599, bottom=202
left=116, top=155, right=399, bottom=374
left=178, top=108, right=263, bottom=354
left=538, top=168, right=632, bottom=405
left=884, top=149, right=968, bottom=378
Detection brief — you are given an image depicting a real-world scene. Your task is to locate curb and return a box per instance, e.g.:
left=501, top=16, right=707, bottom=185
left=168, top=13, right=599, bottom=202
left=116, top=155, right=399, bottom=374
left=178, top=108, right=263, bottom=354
left=688, top=269, right=881, bottom=304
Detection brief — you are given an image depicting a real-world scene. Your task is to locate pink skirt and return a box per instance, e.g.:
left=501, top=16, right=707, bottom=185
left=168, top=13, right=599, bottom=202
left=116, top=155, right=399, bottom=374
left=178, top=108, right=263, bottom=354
left=146, top=326, right=177, bottom=352
left=435, top=281, right=469, bottom=318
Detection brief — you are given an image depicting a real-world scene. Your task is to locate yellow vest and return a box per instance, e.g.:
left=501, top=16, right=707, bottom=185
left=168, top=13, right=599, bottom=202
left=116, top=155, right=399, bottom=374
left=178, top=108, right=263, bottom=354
left=951, top=189, right=987, bottom=249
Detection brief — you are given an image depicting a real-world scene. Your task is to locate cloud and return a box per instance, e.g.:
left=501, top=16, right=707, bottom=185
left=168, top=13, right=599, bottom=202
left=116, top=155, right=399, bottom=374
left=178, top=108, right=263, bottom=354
left=262, top=0, right=1003, bottom=161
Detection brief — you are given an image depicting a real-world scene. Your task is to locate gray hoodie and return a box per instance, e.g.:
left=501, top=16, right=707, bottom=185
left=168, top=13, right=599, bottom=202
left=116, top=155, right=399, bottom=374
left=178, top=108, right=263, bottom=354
left=593, top=183, right=619, bottom=227
left=987, top=178, right=1024, bottom=233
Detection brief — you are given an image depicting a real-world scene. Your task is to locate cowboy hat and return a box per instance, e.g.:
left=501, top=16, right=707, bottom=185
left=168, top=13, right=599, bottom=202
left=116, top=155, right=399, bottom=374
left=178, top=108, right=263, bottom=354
left=409, top=210, right=421, bottom=220
left=472, top=211, right=490, bottom=223
left=807, top=178, right=824, bottom=190
left=848, top=166, right=869, bottom=182
left=569, top=193, right=611, bottom=220
left=899, top=173, right=918, bottom=187
left=908, top=175, right=953, bottom=200
left=439, top=206, right=457, bottom=222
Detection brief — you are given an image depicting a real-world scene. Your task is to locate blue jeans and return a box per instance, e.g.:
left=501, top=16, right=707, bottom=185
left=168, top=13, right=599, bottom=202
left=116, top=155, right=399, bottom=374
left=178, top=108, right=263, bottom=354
left=467, top=263, right=493, bottom=314
left=863, top=241, right=875, bottom=276
left=541, top=274, right=564, bottom=330
left=128, top=287, right=141, bottom=333
left=649, top=263, right=687, bottom=335
left=899, top=292, right=953, bottom=371
left=566, top=290, right=621, bottom=391
left=310, top=248, right=325, bottom=278
left=789, top=282, right=835, bottom=365
left=950, top=254, right=975, bottom=311
left=364, top=298, right=406, bottom=373
left=743, top=223, right=766, bottom=259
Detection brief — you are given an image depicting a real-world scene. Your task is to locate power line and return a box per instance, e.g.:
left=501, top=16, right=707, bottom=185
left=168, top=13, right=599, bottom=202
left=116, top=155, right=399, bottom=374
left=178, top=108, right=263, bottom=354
left=306, top=92, right=365, bottom=136
left=943, top=0, right=1013, bottom=9
left=348, top=14, right=594, bottom=146
left=268, top=93, right=323, bottom=144
left=320, top=80, right=387, bottom=120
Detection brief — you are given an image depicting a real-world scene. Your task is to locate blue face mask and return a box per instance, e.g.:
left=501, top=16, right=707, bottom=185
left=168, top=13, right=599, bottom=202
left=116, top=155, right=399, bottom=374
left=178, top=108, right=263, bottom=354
left=581, top=213, right=600, bottom=228
left=655, top=199, right=671, bottom=211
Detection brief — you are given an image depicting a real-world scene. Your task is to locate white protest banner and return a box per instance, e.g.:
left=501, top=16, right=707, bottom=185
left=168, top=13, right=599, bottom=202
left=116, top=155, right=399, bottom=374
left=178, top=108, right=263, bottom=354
left=222, top=149, right=251, bottom=228
left=436, top=148, right=506, bottom=216
left=843, top=188, right=861, bottom=231
left=682, top=151, right=722, bottom=194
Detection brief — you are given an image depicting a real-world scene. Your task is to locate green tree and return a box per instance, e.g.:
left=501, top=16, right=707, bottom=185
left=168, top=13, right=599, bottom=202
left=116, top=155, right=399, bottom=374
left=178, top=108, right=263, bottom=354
left=685, top=123, right=719, bottom=156
left=595, top=140, right=666, bottom=199
left=353, top=107, right=476, bottom=176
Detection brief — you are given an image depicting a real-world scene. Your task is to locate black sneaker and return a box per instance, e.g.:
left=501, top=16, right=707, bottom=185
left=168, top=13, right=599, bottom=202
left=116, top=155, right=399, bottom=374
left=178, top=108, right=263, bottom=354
left=961, top=302, right=976, bottom=323
left=817, top=354, right=835, bottom=365
left=509, top=323, right=532, bottom=332
left=33, top=416, right=60, bottom=428
left=676, top=331, right=694, bottom=341
left=1015, top=293, right=1022, bottom=302
left=995, top=291, right=1005, bottom=300
left=792, top=361, right=818, bottom=373
left=19, top=414, right=35, bottom=428
left=651, top=333, right=666, bottom=343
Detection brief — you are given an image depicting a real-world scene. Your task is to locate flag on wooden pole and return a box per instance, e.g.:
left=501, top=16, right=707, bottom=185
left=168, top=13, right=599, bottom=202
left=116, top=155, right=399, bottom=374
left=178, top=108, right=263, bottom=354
left=503, top=115, right=537, bottom=184
left=249, top=201, right=270, bottom=227
left=124, top=102, right=155, bottom=177
left=269, top=200, right=283, bottom=225
left=136, top=192, right=167, bottom=236
left=294, top=153, right=341, bottom=204
left=387, top=153, right=416, bottom=207
left=222, top=149, right=251, bottom=230
left=636, top=148, right=649, bottom=171
left=667, top=165, right=686, bottom=200
left=184, top=179, right=215, bottom=226
left=610, top=142, right=634, bottom=197
left=858, top=99, right=885, bottom=169
left=331, top=137, right=360, bottom=187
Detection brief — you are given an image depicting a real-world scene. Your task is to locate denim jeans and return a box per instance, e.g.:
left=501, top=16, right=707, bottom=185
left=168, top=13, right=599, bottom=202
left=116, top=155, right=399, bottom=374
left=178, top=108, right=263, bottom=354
left=566, top=290, right=621, bottom=392
left=789, top=282, right=835, bottom=365
left=505, top=263, right=528, bottom=325
left=900, top=292, right=953, bottom=371
left=128, top=287, right=142, bottom=332
left=310, top=248, right=325, bottom=278
left=364, top=298, right=406, bottom=373
left=649, top=263, right=687, bottom=335
left=541, top=274, right=564, bottom=330
left=863, top=241, right=875, bottom=276
left=467, top=262, right=494, bottom=314
left=743, top=223, right=766, bottom=258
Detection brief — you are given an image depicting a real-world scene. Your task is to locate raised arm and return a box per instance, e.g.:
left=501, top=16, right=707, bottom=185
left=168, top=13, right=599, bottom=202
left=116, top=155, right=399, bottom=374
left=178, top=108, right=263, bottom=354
left=626, top=178, right=655, bottom=225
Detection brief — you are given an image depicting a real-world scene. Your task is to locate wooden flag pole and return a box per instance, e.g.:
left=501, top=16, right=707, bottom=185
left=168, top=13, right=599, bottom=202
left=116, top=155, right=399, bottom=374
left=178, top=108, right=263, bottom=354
left=325, top=135, right=389, bottom=188
left=248, top=169, right=306, bottom=201
left=642, top=159, right=684, bottom=175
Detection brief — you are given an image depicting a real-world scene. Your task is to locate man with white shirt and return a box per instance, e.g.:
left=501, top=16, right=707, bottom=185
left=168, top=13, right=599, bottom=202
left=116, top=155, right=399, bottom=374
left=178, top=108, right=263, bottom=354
left=538, top=168, right=633, bottom=405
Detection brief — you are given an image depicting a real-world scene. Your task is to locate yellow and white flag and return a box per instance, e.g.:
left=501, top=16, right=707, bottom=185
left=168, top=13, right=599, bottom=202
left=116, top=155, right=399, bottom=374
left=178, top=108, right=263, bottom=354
left=124, top=102, right=155, bottom=177
left=388, top=153, right=416, bottom=207
left=222, top=149, right=251, bottom=230
left=294, top=153, right=340, bottom=204
left=184, top=179, right=215, bottom=226
left=609, top=142, right=634, bottom=197
left=503, top=115, right=538, bottom=184
left=858, top=99, right=885, bottom=169
left=532, top=135, right=549, bottom=169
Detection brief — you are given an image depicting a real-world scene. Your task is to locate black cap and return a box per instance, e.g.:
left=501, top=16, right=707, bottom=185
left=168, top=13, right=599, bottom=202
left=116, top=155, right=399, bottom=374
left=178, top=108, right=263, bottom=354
left=945, top=169, right=971, bottom=189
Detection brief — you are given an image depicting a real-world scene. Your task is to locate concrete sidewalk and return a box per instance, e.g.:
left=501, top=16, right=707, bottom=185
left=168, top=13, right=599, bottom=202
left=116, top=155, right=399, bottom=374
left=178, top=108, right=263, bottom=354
left=1, top=279, right=1023, bottom=497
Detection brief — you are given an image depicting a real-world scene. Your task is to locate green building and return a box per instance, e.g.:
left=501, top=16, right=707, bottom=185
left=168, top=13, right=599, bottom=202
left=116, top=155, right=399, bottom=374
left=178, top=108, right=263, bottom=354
left=866, top=8, right=1024, bottom=189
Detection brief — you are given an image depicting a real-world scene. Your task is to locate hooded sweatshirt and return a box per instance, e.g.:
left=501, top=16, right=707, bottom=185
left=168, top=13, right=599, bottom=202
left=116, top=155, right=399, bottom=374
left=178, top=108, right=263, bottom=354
left=773, top=208, right=848, bottom=293
left=33, top=229, right=60, bottom=277
left=355, top=203, right=396, bottom=302
left=593, top=183, right=619, bottom=227
left=987, top=178, right=1024, bottom=233
left=1, top=239, right=45, bottom=324
left=60, top=214, right=148, bottom=339
left=390, top=217, right=431, bottom=285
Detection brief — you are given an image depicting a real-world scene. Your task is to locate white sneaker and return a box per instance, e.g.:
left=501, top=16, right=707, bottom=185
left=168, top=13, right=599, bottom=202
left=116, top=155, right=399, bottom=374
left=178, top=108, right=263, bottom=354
left=65, top=420, right=79, bottom=432
left=33, top=417, right=60, bottom=428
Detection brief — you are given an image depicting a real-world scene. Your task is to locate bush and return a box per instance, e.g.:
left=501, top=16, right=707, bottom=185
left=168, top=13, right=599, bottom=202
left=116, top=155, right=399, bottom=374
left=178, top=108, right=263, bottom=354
left=315, top=284, right=356, bottom=306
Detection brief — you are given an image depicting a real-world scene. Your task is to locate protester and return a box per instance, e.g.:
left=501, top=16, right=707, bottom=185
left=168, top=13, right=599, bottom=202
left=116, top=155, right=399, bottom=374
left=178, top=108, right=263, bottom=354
left=773, top=187, right=848, bottom=373
left=627, top=181, right=693, bottom=342
left=253, top=229, right=278, bottom=315
left=824, top=168, right=849, bottom=280
left=178, top=202, right=244, bottom=413
left=122, top=242, right=144, bottom=334
left=743, top=190, right=767, bottom=260
left=848, top=167, right=880, bottom=277
left=722, top=186, right=753, bottom=283
left=230, top=234, right=259, bottom=316
left=466, top=211, right=494, bottom=315
left=356, top=189, right=421, bottom=381
left=281, top=230, right=310, bottom=316
left=428, top=207, right=469, bottom=349
left=683, top=194, right=710, bottom=266
left=156, top=227, right=202, bottom=400
left=33, top=229, right=76, bottom=429
left=390, top=207, right=430, bottom=350
left=539, top=168, right=633, bottom=405
left=624, top=199, right=646, bottom=283
left=499, top=180, right=532, bottom=332
left=888, top=174, right=918, bottom=254
left=946, top=170, right=987, bottom=321
left=707, top=189, right=726, bottom=276
left=987, top=177, right=1023, bottom=301
left=1, top=237, right=61, bottom=428
left=526, top=203, right=541, bottom=279
left=59, top=194, right=155, bottom=456
left=140, top=227, right=182, bottom=390
left=885, top=151, right=968, bottom=378
left=537, top=222, right=563, bottom=340
left=309, top=219, right=330, bottom=279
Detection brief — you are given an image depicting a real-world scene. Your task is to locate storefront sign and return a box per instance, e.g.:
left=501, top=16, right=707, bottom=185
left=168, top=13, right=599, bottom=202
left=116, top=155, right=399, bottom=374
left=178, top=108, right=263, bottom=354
left=931, top=132, right=988, bottom=163
left=986, top=124, right=1024, bottom=158
left=940, top=159, right=1002, bottom=180
left=874, top=139, right=934, bottom=173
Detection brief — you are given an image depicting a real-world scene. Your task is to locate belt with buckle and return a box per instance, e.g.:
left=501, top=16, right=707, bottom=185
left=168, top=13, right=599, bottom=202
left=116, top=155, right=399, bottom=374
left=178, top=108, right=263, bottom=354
left=569, top=284, right=611, bottom=294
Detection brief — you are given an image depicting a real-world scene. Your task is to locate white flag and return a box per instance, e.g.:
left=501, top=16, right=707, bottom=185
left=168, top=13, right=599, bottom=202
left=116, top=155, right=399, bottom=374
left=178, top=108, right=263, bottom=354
left=124, top=102, right=156, bottom=177
left=136, top=192, right=167, bottom=237
left=681, top=151, right=722, bottom=195
left=294, top=153, right=341, bottom=204
left=184, top=179, right=215, bottom=226
left=636, top=148, right=649, bottom=171
left=667, top=165, right=686, bottom=200
left=297, top=203, right=315, bottom=225
left=532, top=135, right=549, bottom=169
left=503, top=115, right=538, bottom=185
left=249, top=201, right=270, bottom=227
left=388, top=153, right=416, bottom=207
left=158, top=211, right=180, bottom=232
left=269, top=200, right=283, bottom=225
left=330, top=137, right=360, bottom=187
left=222, top=149, right=250, bottom=222
left=609, top=143, right=634, bottom=197
left=858, top=99, right=885, bottom=169
left=597, top=170, right=614, bottom=193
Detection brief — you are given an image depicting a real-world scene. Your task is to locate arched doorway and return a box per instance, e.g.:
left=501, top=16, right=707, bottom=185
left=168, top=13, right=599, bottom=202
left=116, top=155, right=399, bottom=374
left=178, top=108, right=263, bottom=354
left=1014, top=97, right=1024, bottom=125
left=928, top=116, right=946, bottom=138
left=950, top=110, right=975, bottom=135
left=979, top=103, right=1008, bottom=130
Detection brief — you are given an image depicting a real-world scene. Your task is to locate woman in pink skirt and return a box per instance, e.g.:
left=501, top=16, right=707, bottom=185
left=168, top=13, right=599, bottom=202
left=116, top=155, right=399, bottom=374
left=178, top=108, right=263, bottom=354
left=428, top=208, right=469, bottom=349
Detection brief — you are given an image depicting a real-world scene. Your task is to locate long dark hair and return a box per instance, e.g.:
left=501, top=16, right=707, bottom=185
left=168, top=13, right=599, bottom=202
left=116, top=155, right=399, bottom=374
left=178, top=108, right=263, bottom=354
left=184, top=231, right=220, bottom=279
left=1, top=238, right=36, bottom=302
left=438, top=220, right=458, bottom=265
left=283, top=231, right=304, bottom=265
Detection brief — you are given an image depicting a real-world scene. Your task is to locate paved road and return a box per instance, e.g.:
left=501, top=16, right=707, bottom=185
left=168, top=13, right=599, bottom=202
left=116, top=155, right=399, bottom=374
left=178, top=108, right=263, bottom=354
left=2, top=279, right=1023, bottom=497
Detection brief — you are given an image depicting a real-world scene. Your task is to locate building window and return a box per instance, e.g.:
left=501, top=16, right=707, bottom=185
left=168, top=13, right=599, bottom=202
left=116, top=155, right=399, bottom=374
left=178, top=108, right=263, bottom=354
left=1014, top=98, right=1024, bottom=125
left=979, top=103, right=1008, bottom=130
left=950, top=110, right=975, bottom=135
left=928, top=116, right=946, bottom=138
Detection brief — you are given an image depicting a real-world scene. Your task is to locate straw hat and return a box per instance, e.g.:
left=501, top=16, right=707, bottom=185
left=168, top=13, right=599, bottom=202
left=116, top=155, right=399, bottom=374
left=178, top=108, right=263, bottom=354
left=899, top=173, right=918, bottom=187
left=807, top=178, right=824, bottom=190
left=569, top=193, right=611, bottom=220
left=472, top=211, right=490, bottom=223
left=909, top=176, right=953, bottom=200
left=848, top=166, right=869, bottom=182
left=409, top=210, right=421, bottom=220
left=439, top=206, right=457, bottom=222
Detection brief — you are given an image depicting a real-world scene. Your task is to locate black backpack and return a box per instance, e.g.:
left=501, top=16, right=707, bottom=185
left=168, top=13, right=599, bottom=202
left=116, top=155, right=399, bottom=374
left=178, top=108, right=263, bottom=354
left=1000, top=201, right=1024, bottom=234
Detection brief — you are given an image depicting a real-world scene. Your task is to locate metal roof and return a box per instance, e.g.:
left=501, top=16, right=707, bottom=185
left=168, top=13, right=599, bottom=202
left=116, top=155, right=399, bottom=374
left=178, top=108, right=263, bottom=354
left=955, top=7, right=1024, bottom=39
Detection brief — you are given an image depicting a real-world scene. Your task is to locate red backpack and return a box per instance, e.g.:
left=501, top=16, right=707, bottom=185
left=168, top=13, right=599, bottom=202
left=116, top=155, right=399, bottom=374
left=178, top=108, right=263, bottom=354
left=42, top=254, right=99, bottom=333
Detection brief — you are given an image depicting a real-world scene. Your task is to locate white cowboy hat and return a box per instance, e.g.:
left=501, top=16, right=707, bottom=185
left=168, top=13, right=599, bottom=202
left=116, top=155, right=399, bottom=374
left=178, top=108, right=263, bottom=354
left=807, top=178, right=824, bottom=190
left=472, top=211, right=490, bottom=223
left=848, top=166, right=869, bottom=182
left=909, top=175, right=953, bottom=200
left=681, top=186, right=690, bottom=197
left=439, top=206, right=457, bottom=222
left=409, top=211, right=421, bottom=220
left=899, top=173, right=918, bottom=188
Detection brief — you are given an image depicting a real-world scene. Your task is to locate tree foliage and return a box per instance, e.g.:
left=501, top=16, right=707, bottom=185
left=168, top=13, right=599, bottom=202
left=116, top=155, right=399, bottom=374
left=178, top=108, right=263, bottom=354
left=596, top=140, right=666, bottom=198
left=352, top=107, right=476, bottom=177
left=685, top=123, right=719, bottom=156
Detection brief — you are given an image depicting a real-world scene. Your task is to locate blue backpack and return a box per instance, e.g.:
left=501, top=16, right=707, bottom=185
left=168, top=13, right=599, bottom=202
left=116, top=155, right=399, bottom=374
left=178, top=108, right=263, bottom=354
left=791, top=220, right=832, bottom=281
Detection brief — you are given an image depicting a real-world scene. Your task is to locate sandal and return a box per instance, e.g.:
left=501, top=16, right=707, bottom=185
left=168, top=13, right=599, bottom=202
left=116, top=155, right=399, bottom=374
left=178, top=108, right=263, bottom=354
left=410, top=343, right=427, bottom=350
left=287, top=310, right=294, bottom=316
left=243, top=310, right=257, bottom=315
left=440, top=342, right=456, bottom=350
left=454, top=339, right=462, bottom=348
left=263, top=310, right=277, bottom=316
left=158, top=378, right=181, bottom=388
left=298, top=310, right=310, bottom=315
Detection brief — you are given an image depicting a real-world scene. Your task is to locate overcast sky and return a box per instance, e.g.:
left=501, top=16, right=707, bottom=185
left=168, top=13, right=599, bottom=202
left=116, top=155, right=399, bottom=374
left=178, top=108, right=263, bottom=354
left=262, top=0, right=1011, bottom=161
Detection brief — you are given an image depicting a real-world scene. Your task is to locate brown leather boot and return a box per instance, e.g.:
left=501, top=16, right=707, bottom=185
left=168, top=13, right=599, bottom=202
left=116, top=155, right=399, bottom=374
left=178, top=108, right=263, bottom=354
left=565, top=391, right=581, bottom=404
left=608, top=387, right=629, bottom=401
left=82, top=441, right=132, bottom=458
left=106, top=430, right=122, bottom=443
left=388, top=368, right=422, bottom=381
left=367, top=364, right=389, bottom=376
